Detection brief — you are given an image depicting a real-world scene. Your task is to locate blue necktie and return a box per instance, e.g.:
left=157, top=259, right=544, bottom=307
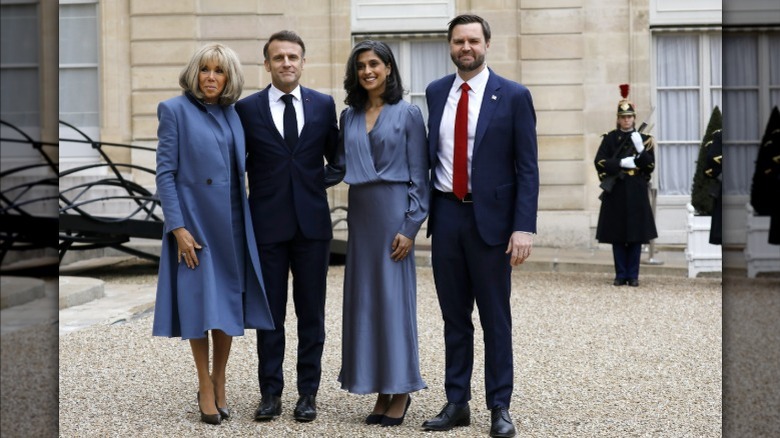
left=281, top=94, right=298, bottom=149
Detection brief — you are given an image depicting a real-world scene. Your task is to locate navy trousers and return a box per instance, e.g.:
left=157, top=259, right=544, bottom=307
left=611, top=242, right=642, bottom=280
left=430, top=196, right=514, bottom=409
left=256, top=229, right=330, bottom=397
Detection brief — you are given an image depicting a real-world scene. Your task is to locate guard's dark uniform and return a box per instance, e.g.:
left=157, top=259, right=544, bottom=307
left=595, top=129, right=658, bottom=244
left=594, top=88, right=658, bottom=286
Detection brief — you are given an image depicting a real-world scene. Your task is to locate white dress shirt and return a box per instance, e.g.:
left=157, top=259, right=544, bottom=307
left=434, top=67, right=490, bottom=193
left=268, top=84, right=304, bottom=139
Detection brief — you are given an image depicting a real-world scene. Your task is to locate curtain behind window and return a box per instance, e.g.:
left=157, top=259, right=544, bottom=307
left=656, top=35, right=701, bottom=195
left=656, top=33, right=722, bottom=195
left=723, top=34, right=759, bottom=195
left=382, top=39, right=449, bottom=122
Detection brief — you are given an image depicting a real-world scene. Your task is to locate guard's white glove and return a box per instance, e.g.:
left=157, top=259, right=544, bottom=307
left=631, top=132, right=644, bottom=153
left=620, top=156, right=637, bottom=169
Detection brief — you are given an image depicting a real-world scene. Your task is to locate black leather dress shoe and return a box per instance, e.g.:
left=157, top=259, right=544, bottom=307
left=613, top=278, right=627, bottom=286
left=421, top=402, right=470, bottom=431
left=627, top=279, right=639, bottom=287
left=254, top=395, right=281, bottom=421
left=490, top=407, right=516, bottom=438
left=293, top=394, right=317, bottom=422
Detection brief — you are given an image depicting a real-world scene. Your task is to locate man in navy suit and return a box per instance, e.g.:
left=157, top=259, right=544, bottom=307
left=235, top=30, right=344, bottom=423
left=421, top=15, right=539, bottom=438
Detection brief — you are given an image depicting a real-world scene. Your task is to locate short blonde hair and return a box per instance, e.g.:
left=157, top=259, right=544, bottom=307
left=179, top=43, right=244, bottom=105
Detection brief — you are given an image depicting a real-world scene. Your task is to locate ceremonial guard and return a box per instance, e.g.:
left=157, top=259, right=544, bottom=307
left=594, top=84, right=658, bottom=286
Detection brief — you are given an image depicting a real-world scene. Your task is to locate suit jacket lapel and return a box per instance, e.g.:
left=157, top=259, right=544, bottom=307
left=473, top=70, right=501, bottom=157
left=257, top=87, right=287, bottom=148
left=298, top=87, right=313, bottom=150
left=428, top=75, right=455, bottom=166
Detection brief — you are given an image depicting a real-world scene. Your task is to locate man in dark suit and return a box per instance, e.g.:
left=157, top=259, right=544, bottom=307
left=421, top=14, right=539, bottom=438
left=235, top=30, right=343, bottom=423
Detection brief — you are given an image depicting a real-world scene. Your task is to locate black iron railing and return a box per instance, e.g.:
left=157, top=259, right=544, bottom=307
left=0, top=120, right=59, bottom=271
left=2, top=119, right=348, bottom=270
left=56, top=120, right=164, bottom=261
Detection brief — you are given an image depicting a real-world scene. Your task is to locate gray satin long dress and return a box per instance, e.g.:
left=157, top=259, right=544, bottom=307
left=338, top=101, right=430, bottom=394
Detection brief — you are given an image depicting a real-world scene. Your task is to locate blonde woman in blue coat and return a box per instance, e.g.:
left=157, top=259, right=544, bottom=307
left=152, top=43, right=274, bottom=426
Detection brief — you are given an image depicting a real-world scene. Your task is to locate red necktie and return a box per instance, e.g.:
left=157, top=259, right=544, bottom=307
left=453, top=82, right=471, bottom=199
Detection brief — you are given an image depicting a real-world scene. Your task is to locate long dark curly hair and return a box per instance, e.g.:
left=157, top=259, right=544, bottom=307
left=343, top=40, right=404, bottom=110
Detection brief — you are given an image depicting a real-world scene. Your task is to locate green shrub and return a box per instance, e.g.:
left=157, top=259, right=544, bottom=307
left=691, top=106, right=722, bottom=215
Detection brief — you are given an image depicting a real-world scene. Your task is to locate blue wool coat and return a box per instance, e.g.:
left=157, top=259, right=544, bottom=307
left=152, top=93, right=274, bottom=339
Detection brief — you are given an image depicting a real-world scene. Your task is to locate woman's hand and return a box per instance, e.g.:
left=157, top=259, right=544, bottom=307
left=172, top=227, right=202, bottom=269
left=390, top=233, right=413, bottom=262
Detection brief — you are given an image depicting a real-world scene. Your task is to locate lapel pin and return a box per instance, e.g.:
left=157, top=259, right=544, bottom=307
left=491, top=95, right=497, bottom=100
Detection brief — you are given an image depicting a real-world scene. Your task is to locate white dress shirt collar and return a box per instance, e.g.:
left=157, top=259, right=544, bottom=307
left=269, top=84, right=302, bottom=103
left=452, top=66, right=490, bottom=96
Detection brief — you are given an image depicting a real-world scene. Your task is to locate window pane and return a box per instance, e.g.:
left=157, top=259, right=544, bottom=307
left=59, top=3, right=99, bottom=65
left=0, top=68, right=39, bottom=127
left=657, top=90, right=699, bottom=194
left=410, top=40, right=449, bottom=92
left=724, top=90, right=759, bottom=143
left=59, top=68, right=99, bottom=127
left=724, top=34, right=757, bottom=86
left=658, top=91, right=700, bottom=141
left=657, top=35, right=699, bottom=87
left=655, top=34, right=701, bottom=195
left=657, top=143, right=699, bottom=195
left=723, top=144, right=759, bottom=196
left=0, top=4, right=39, bottom=128
left=410, top=40, right=449, bottom=121
left=0, top=4, right=38, bottom=65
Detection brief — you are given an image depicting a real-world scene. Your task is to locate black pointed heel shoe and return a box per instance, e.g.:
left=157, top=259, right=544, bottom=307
left=197, top=392, right=222, bottom=425
left=380, top=395, right=411, bottom=427
left=216, top=405, right=230, bottom=419
left=365, top=413, right=384, bottom=425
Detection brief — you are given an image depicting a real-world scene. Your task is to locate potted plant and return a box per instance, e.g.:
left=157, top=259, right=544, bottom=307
left=685, top=107, right=722, bottom=277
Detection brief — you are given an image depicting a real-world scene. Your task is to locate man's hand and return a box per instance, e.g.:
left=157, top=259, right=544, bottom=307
left=506, top=231, right=533, bottom=267
left=620, top=156, right=637, bottom=169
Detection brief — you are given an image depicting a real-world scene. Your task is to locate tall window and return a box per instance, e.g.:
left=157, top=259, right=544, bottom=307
left=59, top=0, right=99, bottom=158
left=654, top=32, right=721, bottom=195
left=354, top=35, right=450, bottom=122
left=722, top=31, right=780, bottom=195
left=0, top=1, right=40, bottom=138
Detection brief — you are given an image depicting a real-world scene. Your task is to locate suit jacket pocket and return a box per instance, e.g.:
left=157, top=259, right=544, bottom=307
left=495, top=183, right=516, bottom=200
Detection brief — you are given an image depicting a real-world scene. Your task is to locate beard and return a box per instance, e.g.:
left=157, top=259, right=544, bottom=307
left=451, top=51, right=485, bottom=73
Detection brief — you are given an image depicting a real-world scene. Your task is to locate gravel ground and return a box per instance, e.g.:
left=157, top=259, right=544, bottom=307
left=53, top=266, right=736, bottom=437
left=0, top=322, right=58, bottom=437
left=722, top=277, right=780, bottom=437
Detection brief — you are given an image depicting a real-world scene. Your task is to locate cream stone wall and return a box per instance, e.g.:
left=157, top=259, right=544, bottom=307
left=97, top=0, right=655, bottom=248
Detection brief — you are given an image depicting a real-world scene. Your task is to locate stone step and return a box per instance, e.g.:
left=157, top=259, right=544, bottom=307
left=58, top=276, right=105, bottom=309
left=0, top=276, right=46, bottom=309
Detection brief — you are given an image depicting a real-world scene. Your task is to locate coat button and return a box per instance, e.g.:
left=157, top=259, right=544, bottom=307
left=206, top=178, right=212, bottom=185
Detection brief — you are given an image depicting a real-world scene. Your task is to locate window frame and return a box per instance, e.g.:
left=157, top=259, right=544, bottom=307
left=652, top=30, right=722, bottom=196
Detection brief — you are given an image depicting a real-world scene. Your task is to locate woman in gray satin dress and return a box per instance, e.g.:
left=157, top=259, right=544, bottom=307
left=337, top=40, right=429, bottom=427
